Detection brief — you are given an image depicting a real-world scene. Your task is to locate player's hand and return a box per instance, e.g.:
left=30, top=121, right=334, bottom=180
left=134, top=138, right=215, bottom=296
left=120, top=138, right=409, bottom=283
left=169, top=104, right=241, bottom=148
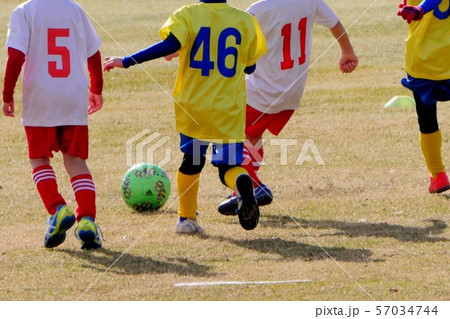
left=398, top=0, right=407, bottom=8
left=2, top=100, right=15, bottom=117
left=397, top=3, right=424, bottom=23
left=103, top=56, right=124, bottom=72
left=339, top=52, right=358, bottom=73
left=88, top=92, right=103, bottom=115
left=164, top=52, right=179, bottom=61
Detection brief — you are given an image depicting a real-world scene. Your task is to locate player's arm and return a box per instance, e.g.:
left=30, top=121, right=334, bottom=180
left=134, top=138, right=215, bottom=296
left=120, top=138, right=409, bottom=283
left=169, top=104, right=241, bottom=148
left=397, top=0, right=441, bottom=23
left=104, top=33, right=181, bottom=71
left=87, top=50, right=103, bottom=115
left=329, top=21, right=358, bottom=74
left=2, top=47, right=25, bottom=117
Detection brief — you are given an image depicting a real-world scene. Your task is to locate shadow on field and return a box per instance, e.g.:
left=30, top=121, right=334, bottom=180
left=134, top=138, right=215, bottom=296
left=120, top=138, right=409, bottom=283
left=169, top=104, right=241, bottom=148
left=212, top=236, right=371, bottom=262
left=60, top=248, right=215, bottom=277
left=261, top=215, right=448, bottom=243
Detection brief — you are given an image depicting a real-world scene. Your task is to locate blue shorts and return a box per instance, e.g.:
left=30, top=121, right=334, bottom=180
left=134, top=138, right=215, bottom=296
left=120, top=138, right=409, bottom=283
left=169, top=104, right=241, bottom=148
left=179, top=134, right=243, bottom=166
left=402, top=74, right=450, bottom=105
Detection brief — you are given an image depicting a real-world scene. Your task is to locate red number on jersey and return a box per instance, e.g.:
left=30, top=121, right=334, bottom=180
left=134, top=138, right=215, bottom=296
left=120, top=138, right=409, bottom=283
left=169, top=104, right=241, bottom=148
left=48, top=28, right=71, bottom=78
left=280, top=17, right=307, bottom=70
left=280, top=23, right=294, bottom=70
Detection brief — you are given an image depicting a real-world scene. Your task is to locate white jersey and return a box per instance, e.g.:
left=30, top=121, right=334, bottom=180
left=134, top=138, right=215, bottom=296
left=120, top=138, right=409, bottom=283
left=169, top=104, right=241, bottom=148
left=246, top=0, right=338, bottom=114
left=6, top=0, right=102, bottom=126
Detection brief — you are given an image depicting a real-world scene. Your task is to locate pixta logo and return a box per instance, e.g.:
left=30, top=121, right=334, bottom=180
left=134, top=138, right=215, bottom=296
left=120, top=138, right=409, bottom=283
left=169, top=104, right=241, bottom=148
left=126, top=129, right=171, bottom=168
left=126, top=130, right=324, bottom=168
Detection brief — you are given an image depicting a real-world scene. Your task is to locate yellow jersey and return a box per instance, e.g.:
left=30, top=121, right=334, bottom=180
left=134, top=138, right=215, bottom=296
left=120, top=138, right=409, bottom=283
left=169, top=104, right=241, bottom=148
left=404, top=0, right=450, bottom=80
left=160, top=2, right=267, bottom=142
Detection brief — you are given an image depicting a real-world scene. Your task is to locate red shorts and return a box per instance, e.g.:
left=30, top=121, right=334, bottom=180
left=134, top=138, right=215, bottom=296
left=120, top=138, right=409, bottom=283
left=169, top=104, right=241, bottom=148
left=25, top=126, right=89, bottom=159
left=245, top=105, right=294, bottom=138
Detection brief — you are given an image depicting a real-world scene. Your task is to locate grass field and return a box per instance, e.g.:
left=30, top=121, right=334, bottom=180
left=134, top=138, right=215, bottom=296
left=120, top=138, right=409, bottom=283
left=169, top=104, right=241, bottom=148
left=0, top=0, right=449, bottom=302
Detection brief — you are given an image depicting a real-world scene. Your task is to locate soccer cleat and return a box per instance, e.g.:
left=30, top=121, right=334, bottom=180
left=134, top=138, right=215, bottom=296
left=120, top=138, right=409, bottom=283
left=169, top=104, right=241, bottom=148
left=174, top=216, right=204, bottom=234
left=44, top=205, right=75, bottom=248
left=75, top=217, right=103, bottom=249
left=218, top=183, right=272, bottom=216
left=255, top=183, right=273, bottom=206
left=218, top=195, right=238, bottom=216
left=235, top=174, right=260, bottom=230
left=429, top=172, right=450, bottom=193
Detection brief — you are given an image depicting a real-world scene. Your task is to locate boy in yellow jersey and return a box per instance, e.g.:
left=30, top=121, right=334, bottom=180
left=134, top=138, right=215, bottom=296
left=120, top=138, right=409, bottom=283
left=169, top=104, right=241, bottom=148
left=104, top=0, right=267, bottom=233
left=398, top=0, right=450, bottom=193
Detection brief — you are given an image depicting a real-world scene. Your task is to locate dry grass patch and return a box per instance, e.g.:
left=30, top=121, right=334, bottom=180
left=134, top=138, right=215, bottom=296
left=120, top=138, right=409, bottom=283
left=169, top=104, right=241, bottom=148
left=0, top=0, right=448, bottom=301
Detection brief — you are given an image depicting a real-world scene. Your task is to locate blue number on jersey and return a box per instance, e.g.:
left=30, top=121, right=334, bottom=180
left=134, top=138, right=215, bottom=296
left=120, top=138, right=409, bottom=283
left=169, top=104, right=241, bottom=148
left=189, top=26, right=241, bottom=77
left=218, top=28, right=241, bottom=78
left=434, top=2, right=450, bottom=20
left=190, top=27, right=215, bottom=76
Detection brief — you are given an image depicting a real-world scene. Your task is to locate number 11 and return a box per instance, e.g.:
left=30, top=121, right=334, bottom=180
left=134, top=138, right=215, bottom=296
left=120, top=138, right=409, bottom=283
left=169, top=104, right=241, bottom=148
left=280, top=17, right=307, bottom=70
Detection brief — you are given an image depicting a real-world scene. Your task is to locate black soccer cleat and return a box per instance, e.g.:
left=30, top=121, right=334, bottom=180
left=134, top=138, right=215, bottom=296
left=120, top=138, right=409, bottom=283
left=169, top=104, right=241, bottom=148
left=235, top=174, right=260, bottom=230
left=218, top=183, right=272, bottom=216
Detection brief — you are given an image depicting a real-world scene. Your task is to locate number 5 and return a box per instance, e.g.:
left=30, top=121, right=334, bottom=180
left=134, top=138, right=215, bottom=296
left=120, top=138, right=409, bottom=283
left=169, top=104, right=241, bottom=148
left=48, top=28, right=71, bottom=78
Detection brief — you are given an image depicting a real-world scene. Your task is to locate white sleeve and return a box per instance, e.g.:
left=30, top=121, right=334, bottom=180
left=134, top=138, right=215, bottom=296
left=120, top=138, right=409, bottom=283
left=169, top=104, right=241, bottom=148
left=80, top=10, right=102, bottom=57
left=246, top=1, right=263, bottom=18
left=315, top=0, right=339, bottom=28
left=5, top=7, right=30, bottom=54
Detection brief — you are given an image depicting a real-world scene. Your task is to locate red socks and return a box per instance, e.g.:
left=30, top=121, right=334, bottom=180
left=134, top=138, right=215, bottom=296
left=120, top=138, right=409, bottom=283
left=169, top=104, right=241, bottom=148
left=32, top=165, right=65, bottom=215
left=71, top=174, right=96, bottom=221
left=32, top=166, right=96, bottom=220
left=242, top=145, right=264, bottom=187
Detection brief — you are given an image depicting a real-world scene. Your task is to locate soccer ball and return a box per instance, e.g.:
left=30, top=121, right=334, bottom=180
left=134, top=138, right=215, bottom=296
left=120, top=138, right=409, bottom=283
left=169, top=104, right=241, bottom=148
left=120, top=163, right=171, bottom=212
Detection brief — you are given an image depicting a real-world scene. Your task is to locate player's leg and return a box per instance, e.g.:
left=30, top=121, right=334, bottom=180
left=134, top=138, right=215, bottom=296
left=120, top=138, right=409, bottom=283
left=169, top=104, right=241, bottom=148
left=217, top=132, right=268, bottom=216
left=245, top=106, right=294, bottom=204
left=61, top=126, right=101, bottom=248
left=221, top=133, right=270, bottom=215
left=30, top=157, right=66, bottom=215
left=175, top=135, right=208, bottom=234
left=64, top=153, right=101, bottom=248
left=175, top=154, right=205, bottom=233
left=243, top=106, right=293, bottom=187
left=26, top=126, right=74, bottom=248
left=63, top=154, right=95, bottom=220
left=414, top=93, right=449, bottom=193
left=243, top=135, right=274, bottom=206
left=215, top=142, right=259, bottom=230
left=243, top=136, right=264, bottom=185
left=242, top=105, right=266, bottom=187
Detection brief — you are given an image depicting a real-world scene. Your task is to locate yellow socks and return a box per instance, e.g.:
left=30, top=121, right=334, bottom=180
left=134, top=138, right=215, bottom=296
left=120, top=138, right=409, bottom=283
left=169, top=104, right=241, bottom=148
left=177, top=170, right=200, bottom=220
left=177, top=167, right=249, bottom=219
left=224, top=166, right=248, bottom=190
left=420, top=130, right=445, bottom=178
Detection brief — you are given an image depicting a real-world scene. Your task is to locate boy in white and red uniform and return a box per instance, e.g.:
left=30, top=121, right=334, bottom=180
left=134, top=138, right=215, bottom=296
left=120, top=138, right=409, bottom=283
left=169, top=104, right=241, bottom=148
left=219, top=0, right=358, bottom=215
left=2, top=0, right=104, bottom=249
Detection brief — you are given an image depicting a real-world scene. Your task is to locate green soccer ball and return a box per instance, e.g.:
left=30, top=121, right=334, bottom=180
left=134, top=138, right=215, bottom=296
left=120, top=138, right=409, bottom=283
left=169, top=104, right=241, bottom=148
left=120, top=163, right=171, bottom=212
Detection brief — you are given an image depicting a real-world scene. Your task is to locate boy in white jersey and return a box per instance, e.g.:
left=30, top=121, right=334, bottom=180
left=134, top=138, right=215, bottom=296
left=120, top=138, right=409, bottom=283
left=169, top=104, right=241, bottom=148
left=2, top=0, right=104, bottom=249
left=218, top=0, right=358, bottom=215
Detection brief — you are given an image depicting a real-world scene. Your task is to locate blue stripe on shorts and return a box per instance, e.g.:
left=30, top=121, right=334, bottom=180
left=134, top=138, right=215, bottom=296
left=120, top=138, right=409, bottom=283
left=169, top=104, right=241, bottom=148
left=402, top=74, right=450, bottom=105
left=179, top=134, right=243, bottom=166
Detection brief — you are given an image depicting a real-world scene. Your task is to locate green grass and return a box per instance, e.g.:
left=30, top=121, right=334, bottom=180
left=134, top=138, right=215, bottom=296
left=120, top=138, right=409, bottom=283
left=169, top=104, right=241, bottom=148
left=0, top=0, right=449, bottom=301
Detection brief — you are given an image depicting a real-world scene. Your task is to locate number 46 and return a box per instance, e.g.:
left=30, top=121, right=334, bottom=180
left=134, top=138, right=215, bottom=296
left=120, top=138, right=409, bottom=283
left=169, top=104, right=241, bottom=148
left=280, top=17, right=307, bottom=70
left=190, top=26, right=241, bottom=78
